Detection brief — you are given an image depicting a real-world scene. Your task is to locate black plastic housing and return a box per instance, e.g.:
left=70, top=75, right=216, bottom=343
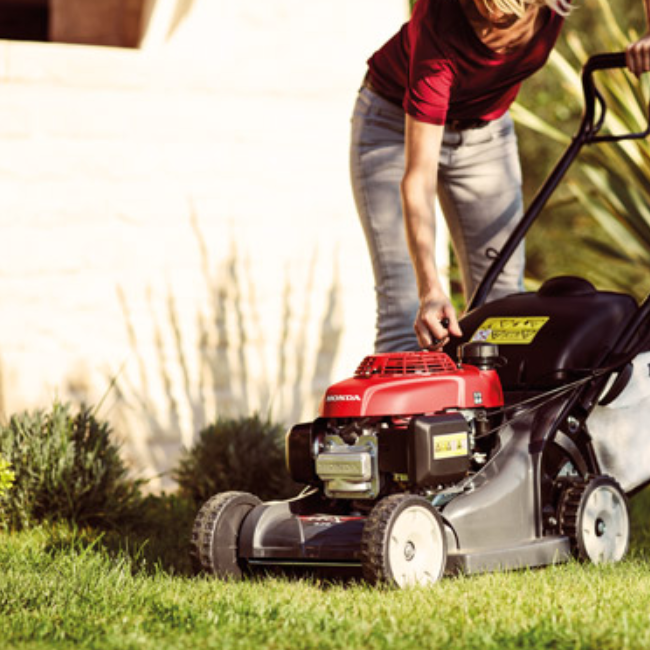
left=447, top=277, right=637, bottom=390
left=286, top=422, right=317, bottom=484
left=407, top=413, right=470, bottom=487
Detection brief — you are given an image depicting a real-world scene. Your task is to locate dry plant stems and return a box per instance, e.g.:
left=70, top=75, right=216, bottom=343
left=113, top=210, right=343, bottom=485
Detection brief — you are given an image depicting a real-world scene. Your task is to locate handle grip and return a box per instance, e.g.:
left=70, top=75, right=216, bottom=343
left=581, top=52, right=650, bottom=142
left=583, top=52, right=626, bottom=72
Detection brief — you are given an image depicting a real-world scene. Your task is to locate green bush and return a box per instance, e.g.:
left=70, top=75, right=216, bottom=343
left=0, top=401, right=145, bottom=530
left=174, top=414, right=301, bottom=504
left=0, top=455, right=15, bottom=498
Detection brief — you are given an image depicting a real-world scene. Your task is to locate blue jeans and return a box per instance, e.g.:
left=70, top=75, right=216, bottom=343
left=350, top=86, right=525, bottom=352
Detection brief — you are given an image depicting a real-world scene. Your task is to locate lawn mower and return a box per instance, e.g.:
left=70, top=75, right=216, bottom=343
left=191, top=53, right=650, bottom=587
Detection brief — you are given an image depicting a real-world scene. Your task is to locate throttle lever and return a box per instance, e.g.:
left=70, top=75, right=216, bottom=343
left=428, top=317, right=451, bottom=349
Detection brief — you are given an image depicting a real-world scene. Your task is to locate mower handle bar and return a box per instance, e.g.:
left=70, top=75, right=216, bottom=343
left=583, top=53, right=650, bottom=142
left=467, top=52, right=650, bottom=311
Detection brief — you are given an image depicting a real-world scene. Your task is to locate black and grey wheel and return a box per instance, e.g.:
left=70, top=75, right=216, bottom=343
left=361, top=494, right=447, bottom=588
left=559, top=476, right=630, bottom=564
left=190, top=491, right=261, bottom=578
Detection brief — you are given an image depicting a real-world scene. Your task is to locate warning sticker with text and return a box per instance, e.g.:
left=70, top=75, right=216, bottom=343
left=470, top=317, right=549, bottom=345
left=433, top=433, right=469, bottom=460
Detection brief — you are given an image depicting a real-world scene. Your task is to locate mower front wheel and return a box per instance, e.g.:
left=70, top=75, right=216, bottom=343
left=190, top=491, right=261, bottom=578
left=361, top=494, right=447, bottom=588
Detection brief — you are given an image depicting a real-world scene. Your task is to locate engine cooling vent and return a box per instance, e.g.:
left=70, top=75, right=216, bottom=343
left=355, top=352, right=457, bottom=377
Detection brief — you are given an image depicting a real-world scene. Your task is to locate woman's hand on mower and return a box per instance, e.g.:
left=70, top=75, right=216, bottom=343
left=414, top=290, right=463, bottom=350
left=626, top=32, right=650, bottom=76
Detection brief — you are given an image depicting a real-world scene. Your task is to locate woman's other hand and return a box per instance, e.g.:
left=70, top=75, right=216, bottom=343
left=627, top=32, right=650, bottom=76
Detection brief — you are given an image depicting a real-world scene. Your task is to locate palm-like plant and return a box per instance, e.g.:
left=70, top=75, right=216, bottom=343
left=512, top=0, right=650, bottom=297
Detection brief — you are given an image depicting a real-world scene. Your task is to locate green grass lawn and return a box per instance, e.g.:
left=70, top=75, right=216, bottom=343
left=2, top=489, right=650, bottom=650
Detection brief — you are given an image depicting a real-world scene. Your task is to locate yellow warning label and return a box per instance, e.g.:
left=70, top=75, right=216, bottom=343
left=470, top=317, right=549, bottom=345
left=433, top=433, right=469, bottom=460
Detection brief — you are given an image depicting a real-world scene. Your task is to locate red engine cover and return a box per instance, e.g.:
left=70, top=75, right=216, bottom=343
left=319, top=352, right=503, bottom=418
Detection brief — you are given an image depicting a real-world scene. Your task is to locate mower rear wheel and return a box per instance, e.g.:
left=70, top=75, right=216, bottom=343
left=361, top=494, right=447, bottom=588
left=190, top=491, right=261, bottom=578
left=559, top=476, right=629, bottom=564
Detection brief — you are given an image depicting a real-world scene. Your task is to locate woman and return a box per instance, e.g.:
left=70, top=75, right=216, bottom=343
left=350, top=0, right=650, bottom=353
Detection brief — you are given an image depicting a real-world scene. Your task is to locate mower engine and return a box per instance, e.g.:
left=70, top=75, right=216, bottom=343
left=286, top=342, right=504, bottom=500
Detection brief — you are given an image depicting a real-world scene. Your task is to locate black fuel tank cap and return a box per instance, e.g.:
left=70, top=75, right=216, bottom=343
left=457, top=341, right=502, bottom=370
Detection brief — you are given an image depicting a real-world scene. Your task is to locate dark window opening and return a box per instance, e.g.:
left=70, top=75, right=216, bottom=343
left=0, top=0, right=49, bottom=42
left=0, top=0, right=148, bottom=48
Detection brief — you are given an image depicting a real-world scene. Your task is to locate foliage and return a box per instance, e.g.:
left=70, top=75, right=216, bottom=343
left=174, top=413, right=301, bottom=504
left=0, top=401, right=145, bottom=530
left=0, top=454, right=15, bottom=498
left=514, top=0, right=650, bottom=295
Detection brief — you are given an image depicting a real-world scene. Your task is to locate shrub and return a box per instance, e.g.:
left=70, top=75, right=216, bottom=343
left=174, top=413, right=301, bottom=504
left=0, top=401, right=145, bottom=530
left=0, top=455, right=15, bottom=498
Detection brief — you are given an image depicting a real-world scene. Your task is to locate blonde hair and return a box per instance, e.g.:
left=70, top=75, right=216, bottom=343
left=486, top=0, right=572, bottom=18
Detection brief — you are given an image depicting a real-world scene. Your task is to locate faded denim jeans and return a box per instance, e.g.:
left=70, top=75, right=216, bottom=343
left=350, top=85, right=525, bottom=352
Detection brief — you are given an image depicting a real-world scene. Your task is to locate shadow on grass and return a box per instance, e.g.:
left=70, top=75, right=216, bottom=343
left=43, top=493, right=198, bottom=577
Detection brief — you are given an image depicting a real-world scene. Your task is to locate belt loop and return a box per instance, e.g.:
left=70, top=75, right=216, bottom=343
left=442, top=125, right=463, bottom=147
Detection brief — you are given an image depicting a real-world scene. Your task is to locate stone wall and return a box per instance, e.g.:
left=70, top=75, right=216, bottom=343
left=0, top=1, right=412, bottom=489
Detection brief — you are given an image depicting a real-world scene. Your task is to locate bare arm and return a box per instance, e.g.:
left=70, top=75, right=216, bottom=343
left=626, top=0, right=650, bottom=75
left=401, top=115, right=462, bottom=349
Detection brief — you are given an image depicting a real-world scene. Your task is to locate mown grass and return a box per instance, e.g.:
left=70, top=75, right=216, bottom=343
left=2, top=488, right=650, bottom=650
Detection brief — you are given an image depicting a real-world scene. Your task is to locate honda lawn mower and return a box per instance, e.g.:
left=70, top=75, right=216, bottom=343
left=191, top=53, right=650, bottom=587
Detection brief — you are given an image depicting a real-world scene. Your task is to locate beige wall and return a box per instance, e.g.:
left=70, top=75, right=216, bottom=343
left=0, top=0, right=411, bottom=489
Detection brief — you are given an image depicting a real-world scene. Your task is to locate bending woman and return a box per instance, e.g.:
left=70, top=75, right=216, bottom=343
left=350, top=0, right=650, bottom=352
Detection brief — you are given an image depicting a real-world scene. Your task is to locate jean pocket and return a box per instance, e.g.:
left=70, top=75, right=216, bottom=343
left=353, top=115, right=405, bottom=147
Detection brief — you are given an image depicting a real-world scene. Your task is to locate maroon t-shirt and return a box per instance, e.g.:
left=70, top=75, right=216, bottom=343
left=367, top=0, right=565, bottom=124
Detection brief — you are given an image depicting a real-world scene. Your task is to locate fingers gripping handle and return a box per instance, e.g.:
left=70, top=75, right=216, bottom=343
left=428, top=317, right=450, bottom=349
